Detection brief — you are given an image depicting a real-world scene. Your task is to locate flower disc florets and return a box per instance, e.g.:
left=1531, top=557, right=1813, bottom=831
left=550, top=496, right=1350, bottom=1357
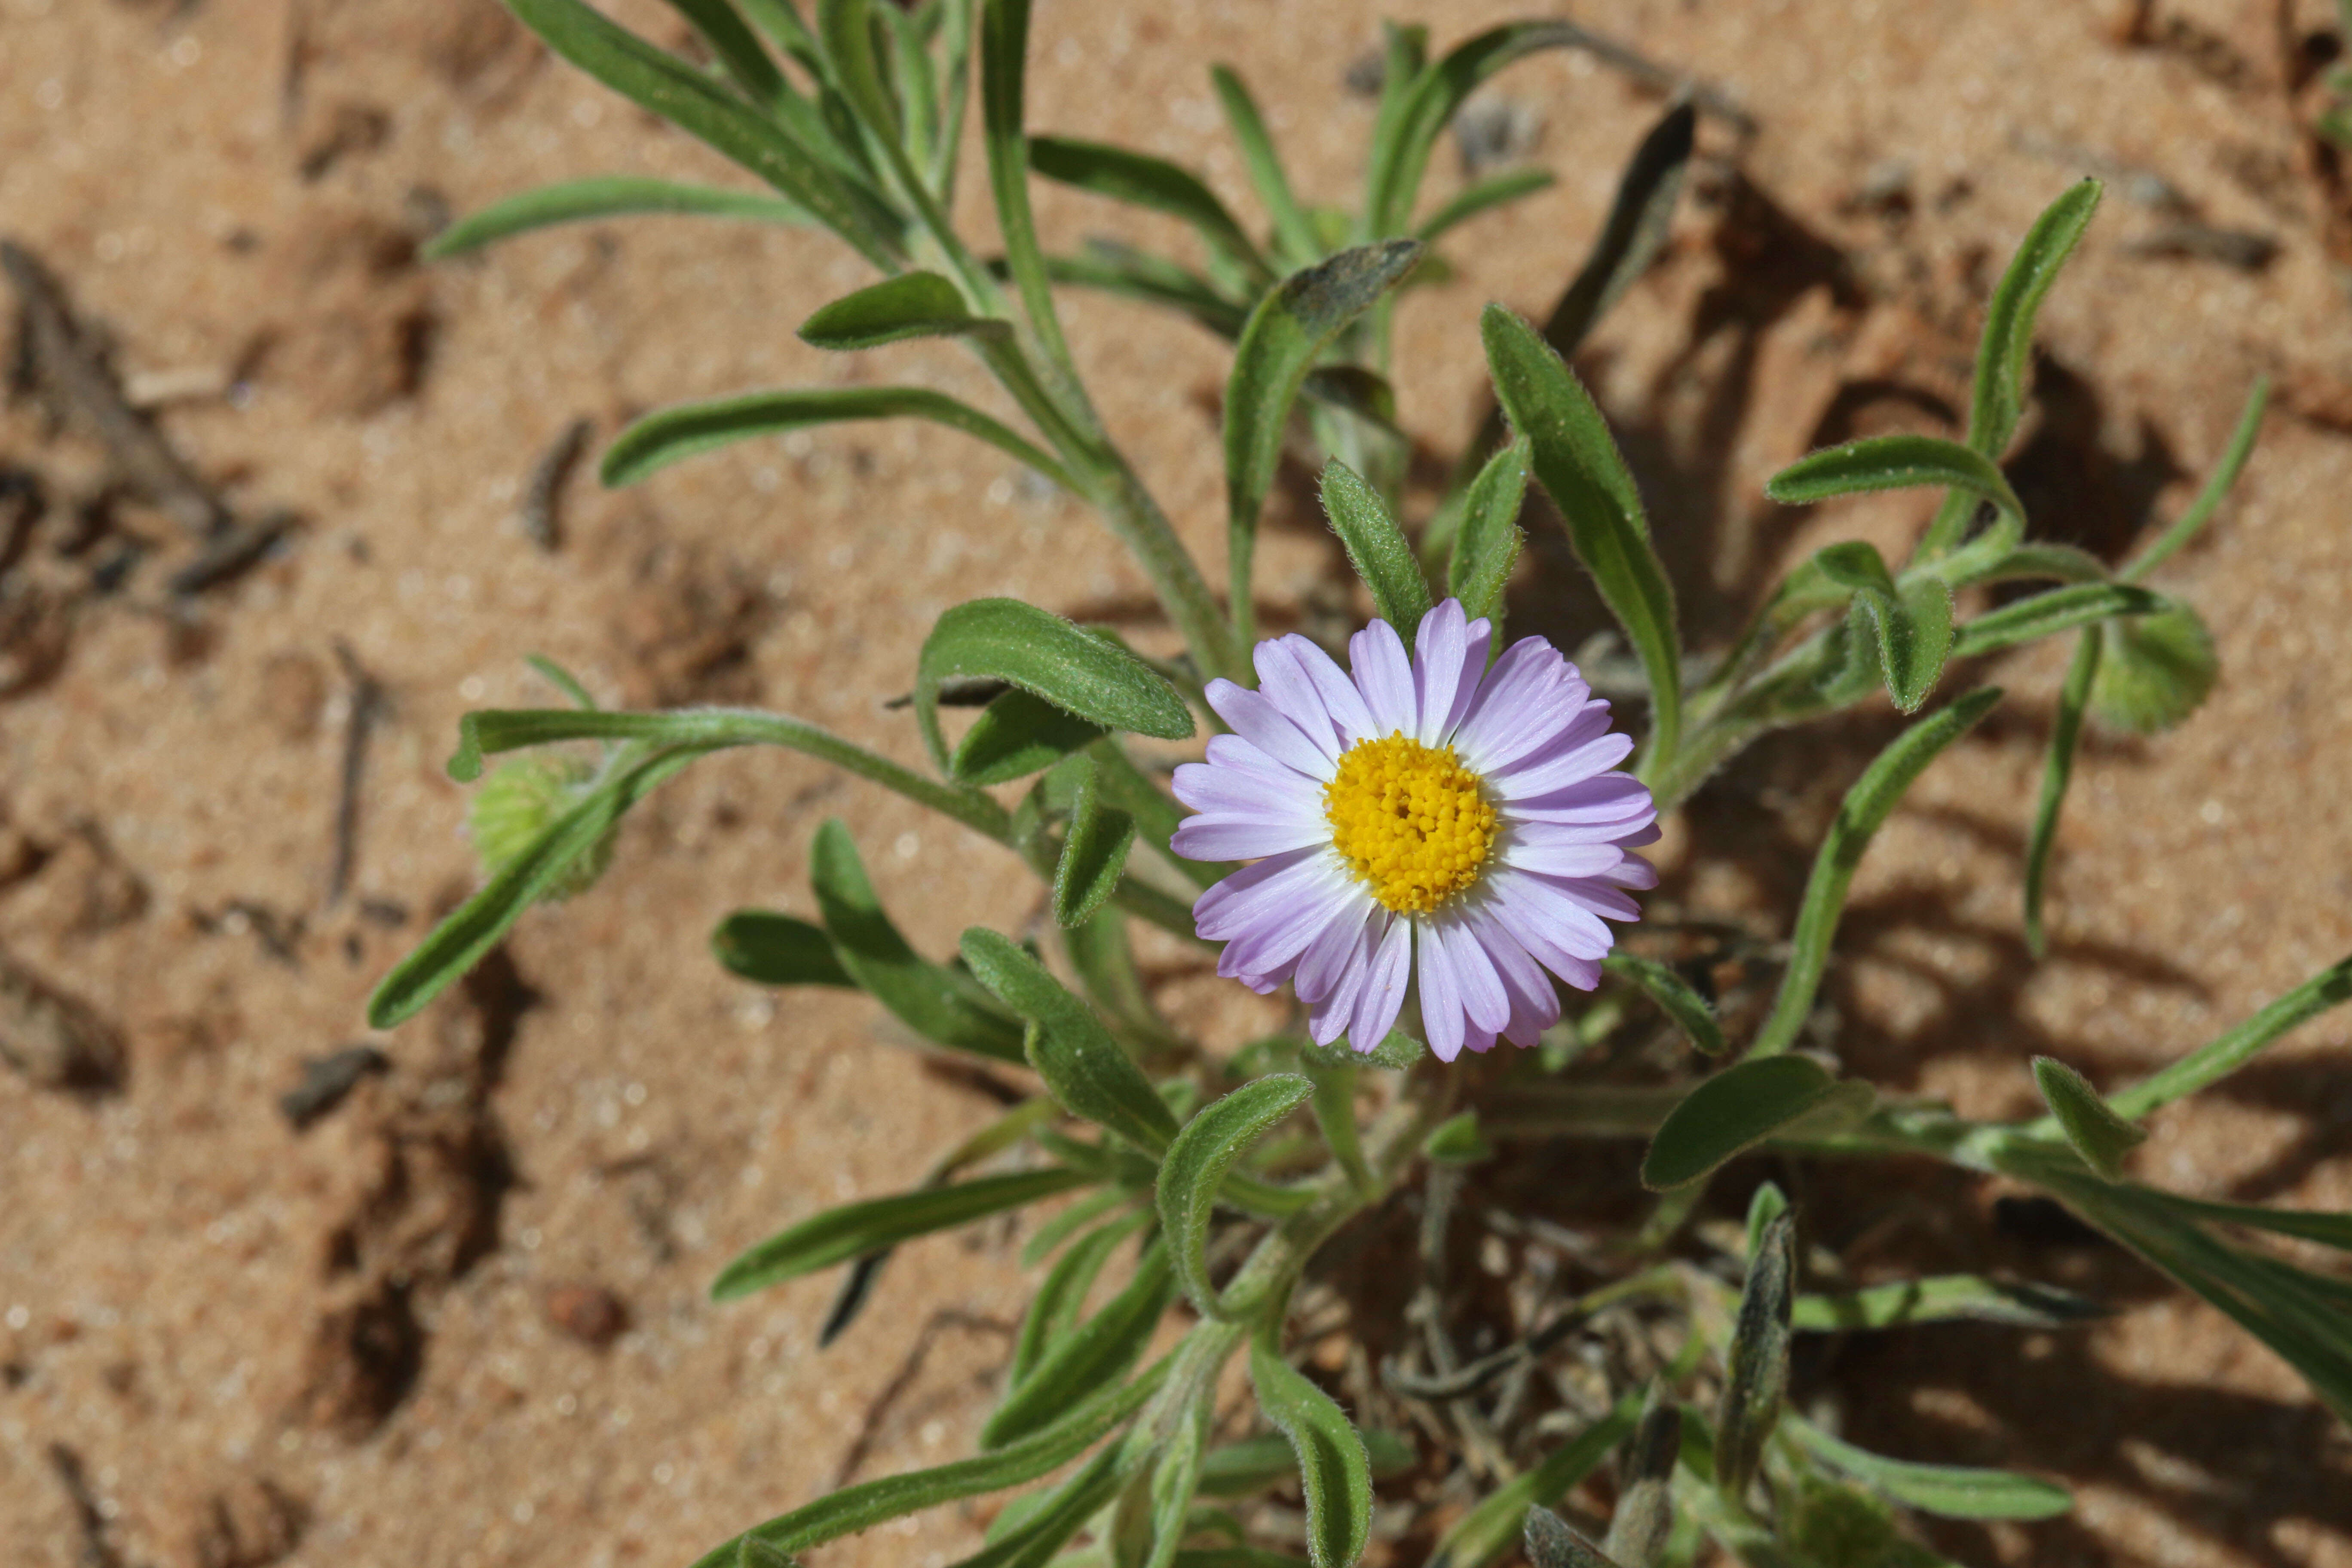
left=1170, top=598, right=1657, bottom=1061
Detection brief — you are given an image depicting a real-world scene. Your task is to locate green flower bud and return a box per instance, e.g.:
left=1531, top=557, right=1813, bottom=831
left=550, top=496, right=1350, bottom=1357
left=466, top=756, right=616, bottom=902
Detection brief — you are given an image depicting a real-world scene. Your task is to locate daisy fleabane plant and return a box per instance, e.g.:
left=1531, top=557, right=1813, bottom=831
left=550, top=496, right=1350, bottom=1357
left=1171, top=598, right=1659, bottom=1060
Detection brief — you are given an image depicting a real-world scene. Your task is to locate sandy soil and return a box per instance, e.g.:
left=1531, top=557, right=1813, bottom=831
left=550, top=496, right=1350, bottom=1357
left=3, top=0, right=2351, bottom=1565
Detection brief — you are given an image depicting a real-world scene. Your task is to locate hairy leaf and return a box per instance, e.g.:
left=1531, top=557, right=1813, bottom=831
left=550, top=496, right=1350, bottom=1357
left=425, top=177, right=812, bottom=259
left=2024, top=630, right=2101, bottom=957
left=1029, top=135, right=1266, bottom=275
left=952, top=688, right=1109, bottom=786
left=2090, top=604, right=2218, bottom=734
left=985, top=1242, right=1176, bottom=1448
left=2032, top=1057, right=2147, bottom=1179
left=1792, top=1274, right=2110, bottom=1332
left=603, top=386, right=1075, bottom=492
left=1159, top=1075, right=1314, bottom=1315
left=799, top=270, right=1010, bottom=349
left=1714, top=1210, right=1795, bottom=1501
left=1786, top=1416, right=2072, bottom=1520
left=711, top=910, right=856, bottom=989
left=1320, top=460, right=1433, bottom=649
left=917, top=600, right=1194, bottom=773
left=1642, top=1058, right=1840, bottom=1191
left=1053, top=763, right=1139, bottom=930
left=1447, top=436, right=1528, bottom=630
left=962, top=930, right=1180, bottom=1155
left=1602, top=953, right=1725, bottom=1056
left=1249, top=1327, right=1374, bottom=1568
left=712, top=1167, right=1089, bottom=1298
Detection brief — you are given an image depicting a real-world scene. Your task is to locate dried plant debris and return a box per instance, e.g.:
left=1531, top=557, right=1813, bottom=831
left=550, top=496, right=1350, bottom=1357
left=187, top=1477, right=308, bottom=1568
left=0, top=949, right=125, bottom=1095
left=543, top=1282, right=630, bottom=1348
left=519, top=416, right=593, bottom=552
left=279, top=1043, right=390, bottom=1130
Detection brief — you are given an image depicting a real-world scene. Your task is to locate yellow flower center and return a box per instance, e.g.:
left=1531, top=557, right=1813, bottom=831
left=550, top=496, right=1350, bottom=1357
left=1323, top=732, right=1498, bottom=915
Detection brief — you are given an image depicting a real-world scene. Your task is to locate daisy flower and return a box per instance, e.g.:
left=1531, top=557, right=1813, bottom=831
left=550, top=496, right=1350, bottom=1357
left=1170, top=599, right=1658, bottom=1061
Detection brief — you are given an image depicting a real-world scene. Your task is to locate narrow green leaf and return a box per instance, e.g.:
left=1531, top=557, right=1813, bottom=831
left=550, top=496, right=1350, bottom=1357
left=2032, top=1057, right=2147, bottom=1179
left=1970, top=180, right=2103, bottom=460
left=2024, top=630, right=2101, bottom=958
left=1088, top=738, right=1224, bottom=888
left=1785, top=1415, right=2072, bottom=1520
left=1425, top=1393, right=1640, bottom=1568
left=1424, top=1111, right=1493, bottom=1165
left=1035, top=242, right=1250, bottom=340
left=503, top=0, right=901, bottom=266
left=1320, top=460, right=1433, bottom=649
left=1602, top=953, right=1725, bottom=1056
left=1714, top=1210, right=1795, bottom=1501
left=525, top=652, right=601, bottom=711
left=2124, top=376, right=2269, bottom=581
left=798, top=270, right=1010, bottom=349
left=424, top=177, right=813, bottom=259
left=1536, top=101, right=1693, bottom=359
left=2156, top=1194, right=2352, bottom=1252
left=712, top=1167, right=1088, bottom=1298
left=1750, top=688, right=2002, bottom=1057
left=1197, top=1431, right=1416, bottom=1498
left=1767, top=433, right=2026, bottom=520
left=1158, top=1075, right=1314, bottom=1317
left=917, top=600, right=1194, bottom=773
left=1482, top=304, right=1681, bottom=769
left=603, top=384, right=1074, bottom=493
left=1641, top=1058, right=1840, bottom=1191
left=958, top=1442, right=1139, bottom=1568
left=1365, top=21, right=1602, bottom=235
left=1792, top=1274, right=2110, bottom=1332
left=1744, top=1181, right=1789, bottom=1264
left=1949, top=584, right=2165, bottom=660
left=1054, top=764, right=1138, bottom=930
left=952, top=688, right=1108, bottom=786
left=1210, top=65, right=1320, bottom=264
left=737, top=1535, right=799, bottom=1568
left=689, top=1358, right=1166, bottom=1568
left=1225, top=242, right=1424, bottom=640
left=962, top=929, right=1180, bottom=1155
left=2110, top=954, right=2352, bottom=1119
left=712, top=910, right=856, bottom=988
left=1446, top=436, right=1528, bottom=630
left=1145, top=1397, right=1215, bottom=1568
left=1416, top=168, right=1556, bottom=243
left=811, top=820, right=1027, bottom=1061
left=1808, top=541, right=1953, bottom=712
left=985, top=1242, right=1176, bottom=1448
left=979, top=0, right=1072, bottom=369
left=1029, top=135, right=1266, bottom=276
left=1021, top=1188, right=1135, bottom=1268
left=1600, top=1386, right=1679, bottom=1568
left=660, top=0, right=791, bottom=110
left=1248, top=1327, right=1373, bottom=1568
left=1524, top=1508, right=1621, bottom=1568
left=368, top=745, right=710, bottom=1028
left=1008, top=1209, right=1154, bottom=1388
left=2090, top=604, right=2217, bottom=733
left=815, top=0, right=901, bottom=143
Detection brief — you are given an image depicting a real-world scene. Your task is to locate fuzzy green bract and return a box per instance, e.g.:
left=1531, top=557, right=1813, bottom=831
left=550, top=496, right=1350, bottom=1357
left=368, top=9, right=2352, bottom=1566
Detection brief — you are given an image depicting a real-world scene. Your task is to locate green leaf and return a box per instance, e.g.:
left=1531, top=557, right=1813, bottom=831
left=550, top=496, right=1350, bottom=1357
left=2090, top=604, right=2217, bottom=733
left=1320, top=460, right=1433, bottom=649
left=1641, top=1058, right=1841, bottom=1191
left=1158, top=1075, right=1314, bottom=1317
left=1807, top=541, right=1954, bottom=712
left=2123, top=376, right=2269, bottom=581
left=1087, top=738, right=1224, bottom=888
left=1248, top=1328, right=1373, bottom=1568
left=737, top=1535, right=800, bottom=1568
left=2023, top=630, right=2101, bottom=958
left=1534, top=101, right=1693, bottom=360
left=1225, top=242, right=1424, bottom=640
left=1524, top=1508, right=1621, bottom=1568
left=660, top=0, right=791, bottom=111
left=1145, top=1397, right=1215, bottom=1568
left=1036, top=242, right=1250, bottom=340
left=424, top=177, right=813, bottom=259
left=1425, top=1393, right=1641, bottom=1568
left=916, top=600, right=1194, bottom=774
left=1210, top=65, right=1320, bottom=264
left=952, top=688, right=1108, bottom=786
left=815, top=0, right=902, bottom=144
left=1785, top=1415, right=2072, bottom=1520
left=1749, top=688, right=2002, bottom=1057
left=1020, top=1188, right=1135, bottom=1267
left=1423, top=1111, right=1493, bottom=1165
left=1792, top=1274, right=2110, bottom=1332
left=798, top=270, right=1010, bottom=349
left=1482, top=304, right=1681, bottom=769
left=1416, top=168, right=1556, bottom=243
left=711, top=1167, right=1089, bottom=1299
left=959, top=1442, right=1139, bottom=1568
left=1008, top=1209, right=1155, bottom=1388
left=1601, top=953, right=1725, bottom=1057
left=1744, top=1181, right=1789, bottom=1265
left=368, top=744, right=710, bottom=1028
left=979, top=0, right=1074, bottom=369
left=1054, top=763, right=1138, bottom=930
left=1446, top=436, right=1528, bottom=629
left=525, top=652, right=601, bottom=711
left=961, top=930, right=1180, bottom=1155
left=1600, top=1386, right=1679, bottom=1568
left=1028, top=135, right=1267, bottom=276
left=1767, top=433, right=2026, bottom=522
left=1714, top=1209, right=1795, bottom=1501
left=985, top=1241, right=1176, bottom=1449
left=690, top=1358, right=1166, bottom=1568
left=1948, top=583, right=2166, bottom=661
left=711, top=910, right=856, bottom=988
left=2111, top=954, right=2352, bottom=1120
left=603, top=384, right=1075, bottom=492
left=2032, top=1057, right=2147, bottom=1179
left=1197, top=1432, right=1416, bottom=1498
left=811, top=820, right=1027, bottom=1061
left=502, top=0, right=901, bottom=266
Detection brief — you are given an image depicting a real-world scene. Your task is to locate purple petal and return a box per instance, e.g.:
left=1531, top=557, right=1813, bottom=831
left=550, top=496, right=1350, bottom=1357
left=1349, top=916, right=1411, bottom=1053
left=1254, top=637, right=1342, bottom=763
left=1416, top=922, right=1466, bottom=1062
left=1462, top=1022, right=1500, bottom=1054
left=1510, top=773, right=1657, bottom=831
left=1347, top=619, right=1416, bottom=738
left=1533, top=874, right=1643, bottom=923
left=1481, top=866, right=1616, bottom=965
left=1433, top=916, right=1510, bottom=1034
left=1492, top=730, right=1636, bottom=800
left=1284, top=634, right=1380, bottom=746
left=1217, top=865, right=1359, bottom=980
left=1462, top=903, right=1562, bottom=1045
left=1172, top=759, right=1322, bottom=820
left=1410, top=600, right=1466, bottom=744
left=1205, top=680, right=1337, bottom=781
left=1191, top=848, right=1323, bottom=938
left=1296, top=891, right=1377, bottom=1006
left=1496, top=835, right=1625, bottom=879
left=1171, top=816, right=1329, bottom=860
left=1600, top=854, right=1659, bottom=891
left=1452, top=638, right=1591, bottom=773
